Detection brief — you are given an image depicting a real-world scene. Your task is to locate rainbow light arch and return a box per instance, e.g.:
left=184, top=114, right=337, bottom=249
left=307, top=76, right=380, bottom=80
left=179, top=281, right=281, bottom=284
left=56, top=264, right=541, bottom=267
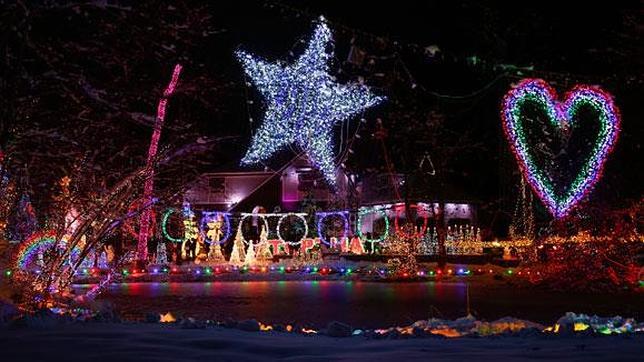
left=15, top=232, right=85, bottom=271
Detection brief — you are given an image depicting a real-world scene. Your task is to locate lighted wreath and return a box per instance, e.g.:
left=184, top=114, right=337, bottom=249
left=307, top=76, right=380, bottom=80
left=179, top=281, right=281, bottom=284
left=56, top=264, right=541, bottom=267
left=200, top=211, right=232, bottom=245
left=238, top=213, right=269, bottom=245
left=357, top=207, right=389, bottom=243
left=161, top=208, right=184, bottom=243
left=316, top=211, right=349, bottom=246
left=276, top=213, right=309, bottom=246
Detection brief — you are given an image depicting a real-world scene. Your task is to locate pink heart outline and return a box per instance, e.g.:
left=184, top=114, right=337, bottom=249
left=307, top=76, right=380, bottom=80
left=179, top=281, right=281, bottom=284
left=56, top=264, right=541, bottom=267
left=502, top=79, right=620, bottom=218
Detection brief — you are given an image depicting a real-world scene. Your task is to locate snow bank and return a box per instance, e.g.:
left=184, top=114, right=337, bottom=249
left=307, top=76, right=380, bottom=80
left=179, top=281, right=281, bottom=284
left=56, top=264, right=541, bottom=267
left=1, top=321, right=643, bottom=362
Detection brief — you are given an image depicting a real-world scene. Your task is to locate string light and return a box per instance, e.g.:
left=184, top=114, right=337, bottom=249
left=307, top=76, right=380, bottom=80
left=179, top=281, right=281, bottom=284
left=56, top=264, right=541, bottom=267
left=276, top=213, right=309, bottom=246
left=238, top=213, right=270, bottom=245
left=200, top=211, right=232, bottom=245
left=315, top=211, right=349, bottom=246
left=137, top=64, right=183, bottom=260
left=502, top=78, right=620, bottom=218
left=236, top=16, right=383, bottom=186
left=14, top=232, right=83, bottom=271
left=393, top=204, right=428, bottom=238
left=161, top=208, right=183, bottom=243
left=356, top=206, right=389, bottom=243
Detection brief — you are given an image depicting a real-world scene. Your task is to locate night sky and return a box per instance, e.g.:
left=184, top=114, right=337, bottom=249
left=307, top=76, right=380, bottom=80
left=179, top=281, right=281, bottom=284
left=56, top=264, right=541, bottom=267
left=1, top=0, right=641, bottom=229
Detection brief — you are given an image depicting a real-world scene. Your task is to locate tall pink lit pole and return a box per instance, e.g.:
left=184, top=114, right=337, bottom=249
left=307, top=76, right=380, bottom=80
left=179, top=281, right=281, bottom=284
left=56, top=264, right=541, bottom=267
left=136, top=64, right=182, bottom=262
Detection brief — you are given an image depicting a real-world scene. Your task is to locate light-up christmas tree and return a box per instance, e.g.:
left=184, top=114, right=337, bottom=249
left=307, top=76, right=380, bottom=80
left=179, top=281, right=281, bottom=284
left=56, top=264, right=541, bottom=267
left=255, top=225, right=273, bottom=264
left=244, top=240, right=256, bottom=266
left=229, top=225, right=245, bottom=266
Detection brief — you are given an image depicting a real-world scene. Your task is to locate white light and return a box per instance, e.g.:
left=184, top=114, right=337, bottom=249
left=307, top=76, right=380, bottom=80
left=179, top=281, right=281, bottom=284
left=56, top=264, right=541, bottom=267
left=237, top=16, right=383, bottom=186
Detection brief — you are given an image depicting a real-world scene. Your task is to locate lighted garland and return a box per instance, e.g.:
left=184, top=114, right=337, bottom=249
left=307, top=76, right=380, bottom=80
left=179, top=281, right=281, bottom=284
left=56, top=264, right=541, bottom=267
left=276, top=213, right=309, bottom=246
left=161, top=208, right=184, bottom=243
left=200, top=211, right=232, bottom=245
left=236, top=16, right=383, bottom=186
left=238, top=213, right=269, bottom=245
left=357, top=207, right=389, bottom=243
left=502, top=78, right=620, bottom=218
left=316, top=211, right=349, bottom=246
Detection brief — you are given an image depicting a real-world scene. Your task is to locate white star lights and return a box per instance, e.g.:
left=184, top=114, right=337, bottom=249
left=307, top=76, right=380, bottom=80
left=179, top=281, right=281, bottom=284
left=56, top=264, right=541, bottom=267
left=237, top=16, right=383, bottom=186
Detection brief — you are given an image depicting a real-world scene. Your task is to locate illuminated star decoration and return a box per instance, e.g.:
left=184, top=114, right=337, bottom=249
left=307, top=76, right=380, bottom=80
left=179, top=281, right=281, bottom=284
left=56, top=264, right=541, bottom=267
left=236, top=16, right=383, bottom=186
left=502, top=78, right=620, bottom=218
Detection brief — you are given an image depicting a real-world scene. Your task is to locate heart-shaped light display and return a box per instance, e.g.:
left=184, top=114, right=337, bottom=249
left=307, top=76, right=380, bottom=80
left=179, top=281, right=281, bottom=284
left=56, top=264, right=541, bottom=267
left=502, top=78, right=620, bottom=218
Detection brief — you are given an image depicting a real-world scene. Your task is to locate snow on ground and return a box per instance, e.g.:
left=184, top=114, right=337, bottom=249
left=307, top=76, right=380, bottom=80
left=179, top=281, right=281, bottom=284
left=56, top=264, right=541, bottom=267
left=1, top=322, right=642, bottom=362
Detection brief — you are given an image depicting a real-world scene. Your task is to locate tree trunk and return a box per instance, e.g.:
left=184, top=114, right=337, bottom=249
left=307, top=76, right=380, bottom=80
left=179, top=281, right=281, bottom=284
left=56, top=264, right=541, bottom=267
left=435, top=201, right=447, bottom=268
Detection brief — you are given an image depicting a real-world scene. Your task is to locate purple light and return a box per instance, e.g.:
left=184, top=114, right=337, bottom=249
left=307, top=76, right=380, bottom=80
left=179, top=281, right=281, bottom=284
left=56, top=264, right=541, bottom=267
left=502, top=79, right=620, bottom=218
left=316, top=211, right=349, bottom=246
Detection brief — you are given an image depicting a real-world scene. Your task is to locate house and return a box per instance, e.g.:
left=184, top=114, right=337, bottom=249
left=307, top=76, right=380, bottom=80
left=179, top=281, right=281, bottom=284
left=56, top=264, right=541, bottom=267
left=183, top=156, right=477, bottom=238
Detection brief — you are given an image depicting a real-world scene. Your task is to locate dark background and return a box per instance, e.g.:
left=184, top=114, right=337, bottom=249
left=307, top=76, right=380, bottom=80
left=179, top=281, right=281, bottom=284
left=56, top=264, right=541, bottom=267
left=1, top=0, right=641, bottom=234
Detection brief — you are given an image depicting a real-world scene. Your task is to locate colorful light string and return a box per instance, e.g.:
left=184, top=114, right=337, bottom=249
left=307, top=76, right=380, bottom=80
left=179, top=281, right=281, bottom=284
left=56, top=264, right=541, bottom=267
left=14, top=232, right=83, bottom=271
left=501, top=78, right=620, bottom=218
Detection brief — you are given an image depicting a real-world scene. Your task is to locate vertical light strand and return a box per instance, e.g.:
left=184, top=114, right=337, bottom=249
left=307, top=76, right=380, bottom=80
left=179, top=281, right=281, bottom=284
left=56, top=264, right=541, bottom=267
left=136, top=64, right=183, bottom=261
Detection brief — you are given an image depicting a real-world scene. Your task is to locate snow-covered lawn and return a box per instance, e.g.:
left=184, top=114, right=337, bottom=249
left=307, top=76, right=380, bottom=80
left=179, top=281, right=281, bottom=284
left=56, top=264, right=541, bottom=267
left=1, top=322, right=642, bottom=361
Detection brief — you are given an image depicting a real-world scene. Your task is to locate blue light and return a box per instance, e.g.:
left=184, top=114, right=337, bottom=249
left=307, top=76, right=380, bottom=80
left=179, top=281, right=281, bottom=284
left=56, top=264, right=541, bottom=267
left=237, top=16, right=383, bottom=186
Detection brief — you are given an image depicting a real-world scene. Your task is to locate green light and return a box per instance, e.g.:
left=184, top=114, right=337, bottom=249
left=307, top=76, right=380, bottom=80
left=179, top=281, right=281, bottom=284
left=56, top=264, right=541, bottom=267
left=122, top=269, right=129, bottom=275
left=357, top=207, right=389, bottom=243
left=313, top=267, right=318, bottom=272
left=279, top=266, right=285, bottom=272
left=507, top=269, right=513, bottom=275
left=346, top=268, right=352, bottom=274
left=5, top=270, right=11, bottom=276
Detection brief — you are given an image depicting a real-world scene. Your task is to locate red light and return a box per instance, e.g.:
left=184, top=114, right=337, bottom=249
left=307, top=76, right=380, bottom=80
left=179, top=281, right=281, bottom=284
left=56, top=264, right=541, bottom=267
left=215, top=268, right=220, bottom=273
